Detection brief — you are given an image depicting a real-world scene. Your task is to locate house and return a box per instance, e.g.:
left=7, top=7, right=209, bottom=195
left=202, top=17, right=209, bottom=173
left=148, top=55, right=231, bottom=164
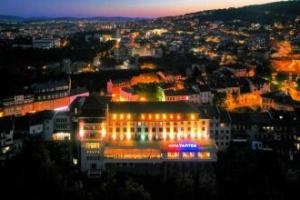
left=199, top=105, right=231, bottom=151
left=262, top=92, right=295, bottom=111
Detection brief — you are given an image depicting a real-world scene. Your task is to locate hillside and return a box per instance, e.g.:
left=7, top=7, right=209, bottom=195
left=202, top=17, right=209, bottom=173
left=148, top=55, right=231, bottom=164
left=180, top=0, right=300, bottom=23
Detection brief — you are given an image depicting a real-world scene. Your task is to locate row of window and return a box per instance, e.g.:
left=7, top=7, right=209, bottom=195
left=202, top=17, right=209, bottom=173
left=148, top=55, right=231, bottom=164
left=86, top=156, right=101, bottom=161
left=210, top=130, right=230, bottom=134
left=111, top=121, right=206, bottom=126
left=109, top=127, right=206, bottom=133
left=37, top=86, right=69, bottom=93
left=37, top=92, right=68, bottom=100
left=56, top=118, right=68, bottom=123
left=216, top=142, right=230, bottom=147
left=55, top=124, right=68, bottom=130
left=110, top=132, right=208, bottom=141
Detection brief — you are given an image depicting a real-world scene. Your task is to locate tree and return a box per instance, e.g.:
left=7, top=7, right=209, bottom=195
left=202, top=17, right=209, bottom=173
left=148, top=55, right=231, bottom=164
left=122, top=179, right=151, bottom=200
left=213, top=92, right=226, bottom=108
left=297, top=79, right=300, bottom=90
left=276, top=73, right=288, bottom=83
left=133, top=83, right=165, bottom=101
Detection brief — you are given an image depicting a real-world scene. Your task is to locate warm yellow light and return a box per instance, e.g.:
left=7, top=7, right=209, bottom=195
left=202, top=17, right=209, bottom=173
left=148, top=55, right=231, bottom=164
left=177, top=133, right=181, bottom=140
left=163, top=114, right=167, bottom=120
left=148, top=134, right=153, bottom=141
left=126, top=133, right=131, bottom=140
left=79, top=129, right=84, bottom=138
left=177, top=114, right=181, bottom=120
left=120, top=114, right=124, bottom=120
left=184, top=133, right=188, bottom=139
left=191, top=114, right=195, bottom=120
left=113, top=114, right=117, bottom=120
left=112, top=134, right=116, bottom=140
left=170, top=133, right=174, bottom=140
left=101, top=129, right=106, bottom=137
left=191, top=133, right=195, bottom=139
left=141, top=114, right=145, bottom=120
left=163, top=132, right=167, bottom=140
left=127, top=114, right=131, bottom=120
left=170, top=114, right=173, bottom=119
left=148, top=114, right=152, bottom=120
left=155, top=114, right=159, bottom=120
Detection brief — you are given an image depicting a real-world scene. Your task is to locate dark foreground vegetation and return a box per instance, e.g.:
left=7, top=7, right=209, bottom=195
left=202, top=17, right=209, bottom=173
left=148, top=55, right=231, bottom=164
left=0, top=138, right=298, bottom=200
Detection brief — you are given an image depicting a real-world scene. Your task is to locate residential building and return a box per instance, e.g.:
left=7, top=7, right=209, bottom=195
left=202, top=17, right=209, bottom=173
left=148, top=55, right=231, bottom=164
left=199, top=106, right=231, bottom=150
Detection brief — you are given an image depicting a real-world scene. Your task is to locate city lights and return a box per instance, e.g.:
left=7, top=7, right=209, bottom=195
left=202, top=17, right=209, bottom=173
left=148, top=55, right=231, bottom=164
left=3, top=0, right=298, bottom=194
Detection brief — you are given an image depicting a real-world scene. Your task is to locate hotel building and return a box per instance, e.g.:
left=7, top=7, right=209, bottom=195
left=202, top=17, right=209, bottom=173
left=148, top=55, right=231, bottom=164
left=78, top=97, right=217, bottom=177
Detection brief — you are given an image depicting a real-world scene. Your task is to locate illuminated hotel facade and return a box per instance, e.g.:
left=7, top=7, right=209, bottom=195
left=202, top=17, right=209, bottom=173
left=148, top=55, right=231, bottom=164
left=78, top=99, right=217, bottom=177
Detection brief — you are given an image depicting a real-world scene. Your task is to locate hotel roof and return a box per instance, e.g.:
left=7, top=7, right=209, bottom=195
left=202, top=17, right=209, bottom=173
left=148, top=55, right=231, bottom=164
left=198, top=105, right=231, bottom=123
left=164, top=89, right=197, bottom=96
left=79, top=96, right=109, bottom=117
left=109, top=102, right=199, bottom=113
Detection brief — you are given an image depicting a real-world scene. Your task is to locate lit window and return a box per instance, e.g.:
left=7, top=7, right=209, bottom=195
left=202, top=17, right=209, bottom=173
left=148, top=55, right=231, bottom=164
left=148, top=114, right=152, bottom=120
left=163, top=114, right=167, bottom=120
left=155, top=114, right=160, bottom=120
left=177, top=114, right=181, bottom=120
left=169, top=133, right=174, bottom=140
left=141, top=114, right=145, bottom=120
left=167, top=152, right=179, bottom=159
left=126, top=133, right=131, bottom=140
left=127, top=114, right=131, bottom=120
left=191, top=114, right=195, bottom=120
left=198, top=152, right=210, bottom=159
left=184, top=133, right=188, bottom=139
left=170, top=114, right=174, bottom=119
left=183, top=152, right=194, bottom=159
left=191, top=133, right=195, bottom=139
left=120, top=114, right=124, bottom=120
left=101, top=129, right=106, bottom=137
left=163, top=132, right=167, bottom=140
left=79, top=129, right=84, bottom=138
left=113, top=114, right=117, bottom=120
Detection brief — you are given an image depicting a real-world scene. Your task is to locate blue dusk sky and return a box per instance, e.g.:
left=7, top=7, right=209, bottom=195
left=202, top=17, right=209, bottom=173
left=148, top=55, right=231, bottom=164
left=0, top=0, right=282, bottom=18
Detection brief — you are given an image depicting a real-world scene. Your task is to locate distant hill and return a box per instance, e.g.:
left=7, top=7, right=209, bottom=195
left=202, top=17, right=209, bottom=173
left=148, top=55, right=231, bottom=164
left=0, top=15, right=24, bottom=22
left=0, top=15, right=144, bottom=23
left=171, top=0, right=300, bottom=23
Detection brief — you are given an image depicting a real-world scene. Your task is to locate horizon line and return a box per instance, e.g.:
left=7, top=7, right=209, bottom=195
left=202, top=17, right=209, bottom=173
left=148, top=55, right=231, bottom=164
left=0, top=1, right=286, bottom=19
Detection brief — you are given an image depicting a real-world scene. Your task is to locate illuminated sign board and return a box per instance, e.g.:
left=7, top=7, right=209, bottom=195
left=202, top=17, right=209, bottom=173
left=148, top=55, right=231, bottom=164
left=165, top=141, right=200, bottom=152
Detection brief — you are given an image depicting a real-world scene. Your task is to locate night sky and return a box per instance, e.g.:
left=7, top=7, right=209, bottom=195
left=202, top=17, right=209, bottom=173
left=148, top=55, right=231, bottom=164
left=0, top=0, right=282, bottom=18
